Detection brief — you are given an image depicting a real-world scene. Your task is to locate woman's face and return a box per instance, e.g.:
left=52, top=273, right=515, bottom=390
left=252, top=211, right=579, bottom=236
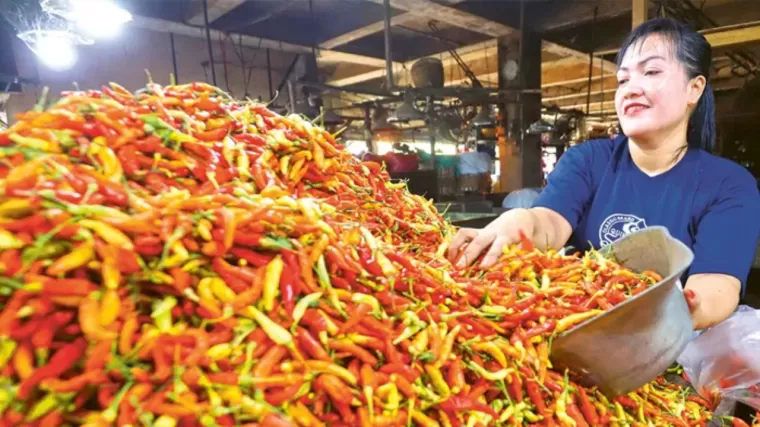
left=615, top=35, right=703, bottom=143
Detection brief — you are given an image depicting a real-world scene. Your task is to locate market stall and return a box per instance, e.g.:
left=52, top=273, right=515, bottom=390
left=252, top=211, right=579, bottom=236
left=0, top=81, right=757, bottom=426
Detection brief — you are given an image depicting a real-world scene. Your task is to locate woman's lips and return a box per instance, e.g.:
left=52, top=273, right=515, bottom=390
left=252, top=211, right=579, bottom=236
left=624, top=103, right=649, bottom=115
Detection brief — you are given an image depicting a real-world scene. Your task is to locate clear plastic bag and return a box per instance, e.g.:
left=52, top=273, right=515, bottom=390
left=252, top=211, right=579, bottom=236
left=677, top=305, right=760, bottom=410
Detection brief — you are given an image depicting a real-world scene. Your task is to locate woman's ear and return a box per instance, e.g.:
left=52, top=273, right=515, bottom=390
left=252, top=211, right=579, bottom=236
left=687, top=75, right=707, bottom=107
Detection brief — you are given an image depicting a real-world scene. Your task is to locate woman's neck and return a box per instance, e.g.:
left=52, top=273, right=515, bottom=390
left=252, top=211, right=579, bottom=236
left=627, top=123, right=689, bottom=176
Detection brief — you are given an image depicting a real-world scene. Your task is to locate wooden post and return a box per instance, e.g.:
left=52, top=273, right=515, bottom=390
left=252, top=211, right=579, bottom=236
left=632, top=0, right=648, bottom=29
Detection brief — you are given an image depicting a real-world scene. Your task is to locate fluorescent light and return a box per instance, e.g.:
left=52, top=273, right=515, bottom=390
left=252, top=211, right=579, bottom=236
left=70, top=0, right=132, bottom=39
left=17, top=30, right=78, bottom=71
left=37, top=34, right=77, bottom=70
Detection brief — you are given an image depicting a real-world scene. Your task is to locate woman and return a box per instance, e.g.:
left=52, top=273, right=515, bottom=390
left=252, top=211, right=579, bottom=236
left=448, top=18, right=760, bottom=330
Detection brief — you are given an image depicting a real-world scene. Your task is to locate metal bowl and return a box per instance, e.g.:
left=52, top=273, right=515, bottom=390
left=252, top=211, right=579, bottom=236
left=550, top=226, right=695, bottom=397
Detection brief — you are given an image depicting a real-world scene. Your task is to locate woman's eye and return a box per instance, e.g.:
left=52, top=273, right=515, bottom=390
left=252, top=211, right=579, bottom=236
left=617, top=79, right=628, bottom=85
left=645, top=70, right=661, bottom=76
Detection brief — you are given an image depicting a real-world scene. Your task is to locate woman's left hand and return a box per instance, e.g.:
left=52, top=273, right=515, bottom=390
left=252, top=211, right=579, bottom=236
left=684, top=274, right=741, bottom=330
left=684, top=288, right=701, bottom=314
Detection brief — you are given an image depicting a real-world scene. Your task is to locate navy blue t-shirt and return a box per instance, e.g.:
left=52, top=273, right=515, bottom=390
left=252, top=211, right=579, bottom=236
left=533, top=136, right=760, bottom=290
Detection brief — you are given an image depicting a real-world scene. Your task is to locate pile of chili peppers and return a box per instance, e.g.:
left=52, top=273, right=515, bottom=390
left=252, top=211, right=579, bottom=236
left=0, top=81, right=754, bottom=426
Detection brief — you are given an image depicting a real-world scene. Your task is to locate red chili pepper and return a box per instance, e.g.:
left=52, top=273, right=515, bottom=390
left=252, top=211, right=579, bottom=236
left=314, top=374, right=354, bottom=406
left=732, top=418, right=751, bottom=427
left=524, top=319, right=557, bottom=339
left=357, top=247, right=383, bottom=276
left=379, top=363, right=420, bottom=383
left=295, top=328, right=331, bottom=362
left=195, top=125, right=230, bottom=142
left=577, top=387, right=600, bottom=425
left=439, top=396, right=498, bottom=418
left=507, top=371, right=524, bottom=402
left=328, top=340, right=378, bottom=366
left=17, top=337, right=88, bottom=399
left=567, top=396, right=590, bottom=427
left=229, top=247, right=272, bottom=267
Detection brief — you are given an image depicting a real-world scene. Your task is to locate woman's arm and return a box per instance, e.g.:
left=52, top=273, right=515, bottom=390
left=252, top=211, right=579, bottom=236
left=685, top=165, right=759, bottom=329
left=448, top=141, right=604, bottom=268
left=684, top=274, right=741, bottom=330
left=448, top=207, right=572, bottom=268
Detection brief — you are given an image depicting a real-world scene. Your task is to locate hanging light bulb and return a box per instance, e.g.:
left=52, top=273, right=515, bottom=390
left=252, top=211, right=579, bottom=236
left=389, top=92, right=425, bottom=123
left=471, top=105, right=495, bottom=128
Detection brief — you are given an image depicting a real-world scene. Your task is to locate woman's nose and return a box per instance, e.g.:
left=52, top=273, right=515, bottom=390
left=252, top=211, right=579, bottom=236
left=619, top=80, right=644, bottom=99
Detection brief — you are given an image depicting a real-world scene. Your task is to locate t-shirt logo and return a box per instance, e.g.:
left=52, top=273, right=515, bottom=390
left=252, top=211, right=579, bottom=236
left=598, top=213, right=648, bottom=247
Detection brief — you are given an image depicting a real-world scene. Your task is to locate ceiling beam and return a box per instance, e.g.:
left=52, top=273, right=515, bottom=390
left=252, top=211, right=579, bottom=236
left=327, top=39, right=497, bottom=87
left=129, top=16, right=391, bottom=67
left=364, top=0, right=514, bottom=38
left=597, top=20, right=760, bottom=55
left=319, top=14, right=418, bottom=50
left=187, top=0, right=246, bottom=26
left=631, top=0, right=648, bottom=29
left=327, top=0, right=617, bottom=87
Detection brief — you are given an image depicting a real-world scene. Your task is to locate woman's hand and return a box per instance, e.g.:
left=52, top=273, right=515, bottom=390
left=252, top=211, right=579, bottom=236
left=447, top=209, right=537, bottom=269
left=684, top=274, right=741, bottom=330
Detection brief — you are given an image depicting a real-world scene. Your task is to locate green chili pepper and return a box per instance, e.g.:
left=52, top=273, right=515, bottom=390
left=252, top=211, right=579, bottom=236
left=290, top=292, right=323, bottom=332
left=152, top=296, right=177, bottom=332
left=26, top=392, right=73, bottom=422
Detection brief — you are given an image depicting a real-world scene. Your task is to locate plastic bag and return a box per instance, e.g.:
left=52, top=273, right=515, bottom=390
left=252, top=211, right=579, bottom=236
left=677, top=305, right=760, bottom=410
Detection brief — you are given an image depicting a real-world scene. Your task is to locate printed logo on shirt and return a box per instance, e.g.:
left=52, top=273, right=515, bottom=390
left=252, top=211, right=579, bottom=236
left=598, top=213, right=648, bottom=247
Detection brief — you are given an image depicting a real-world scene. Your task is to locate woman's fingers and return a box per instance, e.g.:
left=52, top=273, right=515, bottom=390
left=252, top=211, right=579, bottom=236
left=447, top=228, right=479, bottom=261
left=455, top=232, right=495, bottom=268
left=480, top=236, right=511, bottom=268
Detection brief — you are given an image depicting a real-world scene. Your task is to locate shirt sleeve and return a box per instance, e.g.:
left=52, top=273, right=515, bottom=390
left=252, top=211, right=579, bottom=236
left=689, top=169, right=760, bottom=292
left=532, top=142, right=597, bottom=229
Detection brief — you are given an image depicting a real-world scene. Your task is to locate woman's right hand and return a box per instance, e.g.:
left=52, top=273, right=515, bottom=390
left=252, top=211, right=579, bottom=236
left=447, top=208, right=537, bottom=269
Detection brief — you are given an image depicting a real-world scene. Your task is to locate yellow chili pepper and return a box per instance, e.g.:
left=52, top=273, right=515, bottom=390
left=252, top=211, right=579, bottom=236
left=425, top=364, right=451, bottom=398
left=555, top=310, right=603, bottom=333
left=308, top=234, right=330, bottom=265
left=0, top=230, right=24, bottom=249
left=435, top=324, right=461, bottom=367
left=555, top=390, right=577, bottom=427
left=467, top=361, right=514, bottom=381
left=46, top=241, right=95, bottom=276
left=246, top=306, right=293, bottom=347
left=197, top=278, right=217, bottom=303
left=0, top=337, right=17, bottom=367
left=77, top=219, right=134, bottom=250
left=262, top=255, right=284, bottom=312
left=89, top=137, right=123, bottom=182
left=280, top=155, right=290, bottom=176
left=0, top=198, right=33, bottom=218
left=471, top=342, right=508, bottom=368
left=98, top=289, right=121, bottom=326
left=410, top=408, right=440, bottom=427
left=409, top=329, right=429, bottom=355
left=289, top=158, right=305, bottom=180
left=210, top=277, right=237, bottom=303
left=101, top=253, right=121, bottom=290
left=206, top=343, right=233, bottom=360
left=196, top=219, right=213, bottom=241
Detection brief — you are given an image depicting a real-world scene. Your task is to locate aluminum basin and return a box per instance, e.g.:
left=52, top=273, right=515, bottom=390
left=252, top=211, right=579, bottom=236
left=550, top=226, right=695, bottom=397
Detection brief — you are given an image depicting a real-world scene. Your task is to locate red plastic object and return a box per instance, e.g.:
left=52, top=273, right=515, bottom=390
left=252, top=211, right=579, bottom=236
left=382, top=153, right=419, bottom=174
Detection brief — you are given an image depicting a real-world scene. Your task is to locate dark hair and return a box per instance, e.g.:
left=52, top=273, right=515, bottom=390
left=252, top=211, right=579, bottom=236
left=616, top=17, right=715, bottom=152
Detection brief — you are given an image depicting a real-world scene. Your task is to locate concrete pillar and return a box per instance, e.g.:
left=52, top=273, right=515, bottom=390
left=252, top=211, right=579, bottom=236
left=519, top=29, right=544, bottom=189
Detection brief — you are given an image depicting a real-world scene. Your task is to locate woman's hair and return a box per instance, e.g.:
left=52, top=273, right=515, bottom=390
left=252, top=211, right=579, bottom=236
left=616, top=17, right=715, bottom=152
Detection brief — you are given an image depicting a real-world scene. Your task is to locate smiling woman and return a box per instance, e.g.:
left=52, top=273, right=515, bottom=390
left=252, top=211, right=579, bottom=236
left=447, top=17, right=760, bottom=331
